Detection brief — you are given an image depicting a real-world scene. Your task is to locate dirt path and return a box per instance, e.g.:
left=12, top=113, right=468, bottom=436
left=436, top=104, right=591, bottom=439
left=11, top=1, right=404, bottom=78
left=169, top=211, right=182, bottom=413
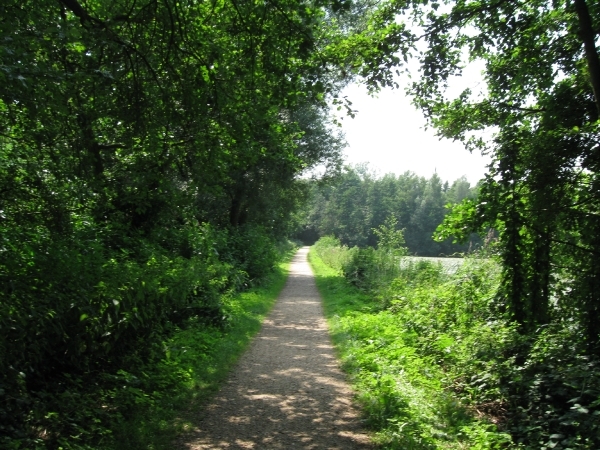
left=179, top=247, right=372, bottom=449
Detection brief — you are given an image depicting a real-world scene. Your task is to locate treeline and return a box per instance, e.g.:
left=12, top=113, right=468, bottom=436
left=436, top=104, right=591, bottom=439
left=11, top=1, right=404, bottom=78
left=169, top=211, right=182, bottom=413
left=297, top=166, right=481, bottom=256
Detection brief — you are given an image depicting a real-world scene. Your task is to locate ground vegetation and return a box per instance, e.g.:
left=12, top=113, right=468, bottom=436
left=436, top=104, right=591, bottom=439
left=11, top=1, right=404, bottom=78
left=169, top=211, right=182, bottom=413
left=311, top=237, right=600, bottom=449
left=316, top=0, right=600, bottom=446
left=3, top=0, right=600, bottom=446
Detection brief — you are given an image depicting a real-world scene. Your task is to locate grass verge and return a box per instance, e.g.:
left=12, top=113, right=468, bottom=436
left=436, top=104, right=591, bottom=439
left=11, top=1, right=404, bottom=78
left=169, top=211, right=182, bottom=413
left=110, top=248, right=295, bottom=450
left=308, top=247, right=513, bottom=450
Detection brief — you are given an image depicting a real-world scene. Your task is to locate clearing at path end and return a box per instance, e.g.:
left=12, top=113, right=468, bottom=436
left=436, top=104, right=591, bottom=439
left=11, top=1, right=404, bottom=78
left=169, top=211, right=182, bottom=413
left=179, top=247, right=372, bottom=449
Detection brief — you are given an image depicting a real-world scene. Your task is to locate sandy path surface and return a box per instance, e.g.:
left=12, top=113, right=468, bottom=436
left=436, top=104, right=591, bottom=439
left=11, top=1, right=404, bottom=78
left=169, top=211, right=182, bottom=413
left=179, top=247, right=372, bottom=449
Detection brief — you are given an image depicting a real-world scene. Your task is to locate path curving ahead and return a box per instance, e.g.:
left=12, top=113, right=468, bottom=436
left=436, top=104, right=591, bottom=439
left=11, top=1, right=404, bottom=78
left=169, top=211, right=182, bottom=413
left=179, top=247, right=372, bottom=449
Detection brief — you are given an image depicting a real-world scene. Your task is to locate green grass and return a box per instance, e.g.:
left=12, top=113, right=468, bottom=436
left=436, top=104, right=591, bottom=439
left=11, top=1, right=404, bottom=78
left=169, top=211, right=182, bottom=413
left=109, top=249, right=294, bottom=450
left=308, top=248, right=514, bottom=450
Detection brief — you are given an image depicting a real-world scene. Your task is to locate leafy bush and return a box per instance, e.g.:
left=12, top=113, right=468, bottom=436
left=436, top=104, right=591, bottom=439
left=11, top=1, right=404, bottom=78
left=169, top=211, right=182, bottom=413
left=309, top=246, right=514, bottom=449
left=311, top=238, right=600, bottom=449
left=221, top=224, right=279, bottom=283
left=500, top=325, right=600, bottom=449
left=314, top=219, right=408, bottom=293
left=0, top=220, right=289, bottom=448
left=312, top=235, right=351, bottom=271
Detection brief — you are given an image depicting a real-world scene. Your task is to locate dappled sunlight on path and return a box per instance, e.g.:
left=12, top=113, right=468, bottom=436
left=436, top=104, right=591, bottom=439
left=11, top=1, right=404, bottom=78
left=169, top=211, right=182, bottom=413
left=178, top=247, right=371, bottom=449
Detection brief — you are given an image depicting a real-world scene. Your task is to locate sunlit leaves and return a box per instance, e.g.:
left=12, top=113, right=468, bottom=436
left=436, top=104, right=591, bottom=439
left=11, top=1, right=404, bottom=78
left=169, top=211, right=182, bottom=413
left=0, top=0, right=354, bottom=445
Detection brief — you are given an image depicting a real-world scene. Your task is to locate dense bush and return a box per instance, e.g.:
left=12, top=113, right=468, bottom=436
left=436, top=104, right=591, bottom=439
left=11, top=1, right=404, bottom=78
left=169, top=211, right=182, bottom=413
left=0, top=220, right=290, bottom=448
left=310, top=243, right=513, bottom=448
left=311, top=238, right=600, bottom=449
left=313, top=218, right=408, bottom=291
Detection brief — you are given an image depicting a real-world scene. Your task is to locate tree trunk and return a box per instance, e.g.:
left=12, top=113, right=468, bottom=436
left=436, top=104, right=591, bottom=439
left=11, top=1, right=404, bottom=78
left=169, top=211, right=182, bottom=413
left=573, top=0, right=600, bottom=119
left=229, top=185, right=246, bottom=227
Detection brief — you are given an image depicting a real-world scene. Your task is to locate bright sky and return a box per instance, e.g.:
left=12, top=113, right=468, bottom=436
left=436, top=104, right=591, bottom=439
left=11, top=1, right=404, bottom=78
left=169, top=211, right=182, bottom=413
left=333, top=70, right=492, bottom=185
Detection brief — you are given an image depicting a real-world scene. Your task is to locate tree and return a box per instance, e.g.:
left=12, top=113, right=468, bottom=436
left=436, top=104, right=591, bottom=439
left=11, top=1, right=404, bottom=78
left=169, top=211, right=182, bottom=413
left=299, top=167, right=481, bottom=255
left=406, top=173, right=445, bottom=255
left=0, top=0, right=362, bottom=444
left=347, top=0, right=600, bottom=349
left=324, top=0, right=600, bottom=445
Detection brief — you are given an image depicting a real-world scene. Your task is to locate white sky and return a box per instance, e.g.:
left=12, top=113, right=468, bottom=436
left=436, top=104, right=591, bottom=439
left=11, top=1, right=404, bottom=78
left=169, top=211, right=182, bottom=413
left=333, top=67, right=492, bottom=185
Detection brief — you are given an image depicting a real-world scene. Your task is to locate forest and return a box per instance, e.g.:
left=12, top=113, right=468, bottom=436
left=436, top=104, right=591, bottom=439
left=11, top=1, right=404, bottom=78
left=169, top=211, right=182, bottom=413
left=1, top=0, right=599, bottom=448
left=296, top=166, right=481, bottom=255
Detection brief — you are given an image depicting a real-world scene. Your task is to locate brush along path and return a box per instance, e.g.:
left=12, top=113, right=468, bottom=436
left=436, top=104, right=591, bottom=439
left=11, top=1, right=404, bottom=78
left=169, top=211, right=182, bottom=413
left=180, top=247, right=372, bottom=449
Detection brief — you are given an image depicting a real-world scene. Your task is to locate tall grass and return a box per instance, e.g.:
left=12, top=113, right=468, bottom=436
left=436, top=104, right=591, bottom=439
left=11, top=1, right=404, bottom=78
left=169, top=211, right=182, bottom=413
left=310, top=238, right=516, bottom=449
left=313, top=235, right=404, bottom=292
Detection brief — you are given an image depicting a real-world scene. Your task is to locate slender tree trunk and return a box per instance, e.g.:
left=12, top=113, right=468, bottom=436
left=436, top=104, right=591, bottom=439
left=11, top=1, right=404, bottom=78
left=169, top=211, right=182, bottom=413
left=573, top=0, right=600, bottom=119
left=229, top=184, right=246, bottom=227
left=573, top=0, right=600, bottom=354
left=531, top=228, right=551, bottom=326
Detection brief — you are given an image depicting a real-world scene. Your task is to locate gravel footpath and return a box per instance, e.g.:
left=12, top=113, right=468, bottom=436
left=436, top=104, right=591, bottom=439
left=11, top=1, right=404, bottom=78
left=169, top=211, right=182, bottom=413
left=178, top=247, right=372, bottom=449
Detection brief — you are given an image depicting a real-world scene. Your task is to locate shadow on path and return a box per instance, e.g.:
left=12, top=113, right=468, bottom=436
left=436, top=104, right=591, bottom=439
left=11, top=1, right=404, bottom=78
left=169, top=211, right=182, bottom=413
left=177, top=247, right=372, bottom=449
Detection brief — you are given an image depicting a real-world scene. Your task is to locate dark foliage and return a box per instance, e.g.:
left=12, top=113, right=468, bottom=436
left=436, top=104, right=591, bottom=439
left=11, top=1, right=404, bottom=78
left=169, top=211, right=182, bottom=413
left=0, top=0, right=356, bottom=445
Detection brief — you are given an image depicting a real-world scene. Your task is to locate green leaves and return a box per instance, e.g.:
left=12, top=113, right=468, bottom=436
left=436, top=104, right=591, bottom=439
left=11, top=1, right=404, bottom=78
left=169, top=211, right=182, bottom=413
left=2, top=2, right=362, bottom=444
left=434, top=199, right=480, bottom=244
left=372, top=214, right=407, bottom=256
left=300, top=167, right=481, bottom=255
left=310, top=246, right=513, bottom=449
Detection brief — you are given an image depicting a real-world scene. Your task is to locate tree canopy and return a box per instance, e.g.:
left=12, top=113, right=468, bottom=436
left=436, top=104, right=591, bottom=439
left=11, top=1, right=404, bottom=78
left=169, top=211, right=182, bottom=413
left=298, top=166, right=481, bottom=255
left=0, top=0, right=364, bottom=445
left=340, top=0, right=600, bottom=349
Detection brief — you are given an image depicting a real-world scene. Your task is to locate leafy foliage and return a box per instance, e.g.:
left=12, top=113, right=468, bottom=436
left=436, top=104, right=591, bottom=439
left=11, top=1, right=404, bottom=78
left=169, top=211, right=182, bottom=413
left=346, top=0, right=600, bottom=352
left=327, top=0, right=600, bottom=445
left=311, top=236, right=600, bottom=448
left=0, top=0, right=355, bottom=445
left=298, top=166, right=482, bottom=255
left=310, top=242, right=516, bottom=449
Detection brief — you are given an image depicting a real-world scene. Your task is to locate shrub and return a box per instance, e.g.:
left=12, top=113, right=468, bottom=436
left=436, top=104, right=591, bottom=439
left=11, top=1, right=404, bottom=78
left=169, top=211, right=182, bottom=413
left=313, top=237, right=600, bottom=448
left=0, top=220, right=286, bottom=447
left=312, top=235, right=352, bottom=271
left=310, top=247, right=515, bottom=449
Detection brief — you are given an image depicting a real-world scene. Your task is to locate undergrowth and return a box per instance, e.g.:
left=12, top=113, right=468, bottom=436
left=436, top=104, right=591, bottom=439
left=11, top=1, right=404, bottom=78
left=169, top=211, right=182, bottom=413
left=108, top=253, right=292, bottom=449
left=107, top=245, right=295, bottom=450
left=309, top=240, right=516, bottom=449
left=1, top=239, right=295, bottom=450
left=310, top=236, right=600, bottom=449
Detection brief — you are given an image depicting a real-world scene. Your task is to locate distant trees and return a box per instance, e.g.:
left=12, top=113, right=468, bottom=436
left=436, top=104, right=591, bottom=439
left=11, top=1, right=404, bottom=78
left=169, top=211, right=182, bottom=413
left=3, top=0, right=598, bottom=444
left=298, top=166, right=481, bottom=256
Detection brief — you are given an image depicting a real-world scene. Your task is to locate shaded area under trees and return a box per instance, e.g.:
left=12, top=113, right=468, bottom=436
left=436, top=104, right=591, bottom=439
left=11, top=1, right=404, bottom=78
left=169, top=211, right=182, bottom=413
left=0, top=0, right=372, bottom=446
